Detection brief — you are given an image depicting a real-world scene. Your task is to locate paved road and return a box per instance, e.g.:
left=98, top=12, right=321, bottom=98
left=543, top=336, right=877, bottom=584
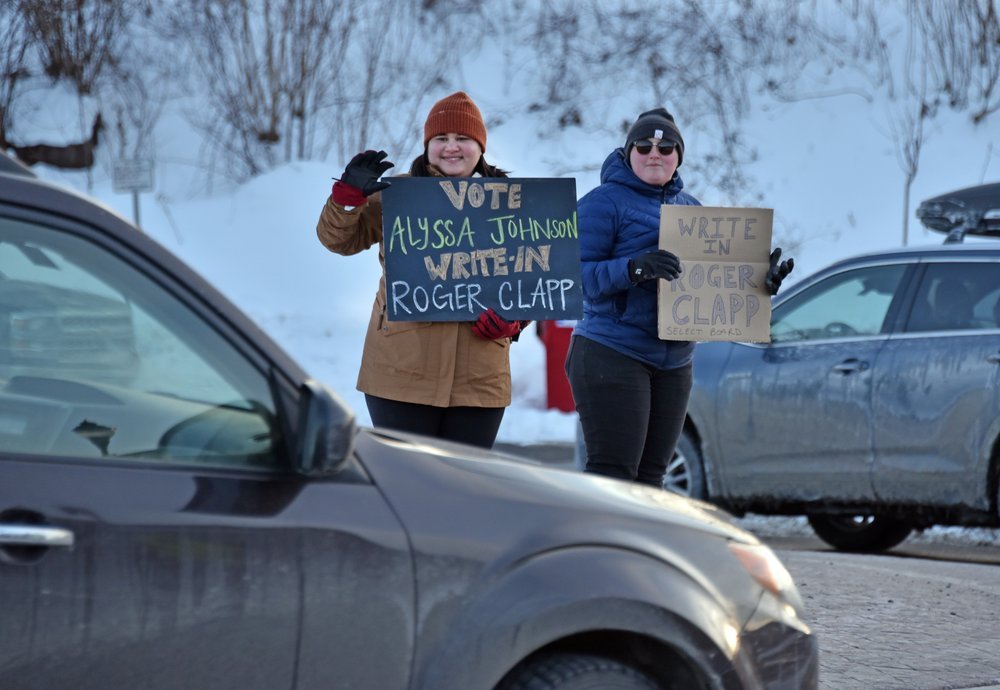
left=768, top=542, right=1000, bottom=690
left=496, top=442, right=1000, bottom=690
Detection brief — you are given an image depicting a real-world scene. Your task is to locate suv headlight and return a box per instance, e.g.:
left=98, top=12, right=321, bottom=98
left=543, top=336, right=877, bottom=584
left=728, top=541, right=803, bottom=612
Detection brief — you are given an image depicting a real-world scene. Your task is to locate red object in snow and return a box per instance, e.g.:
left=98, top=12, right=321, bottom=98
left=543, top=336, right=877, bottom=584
left=536, top=320, right=577, bottom=412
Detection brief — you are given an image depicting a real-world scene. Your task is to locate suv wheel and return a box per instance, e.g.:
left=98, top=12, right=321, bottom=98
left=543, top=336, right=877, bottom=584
left=807, top=514, right=913, bottom=552
left=662, top=429, right=706, bottom=500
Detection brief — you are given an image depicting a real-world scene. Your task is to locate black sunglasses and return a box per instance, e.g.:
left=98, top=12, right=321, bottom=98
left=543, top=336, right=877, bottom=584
left=632, top=140, right=677, bottom=156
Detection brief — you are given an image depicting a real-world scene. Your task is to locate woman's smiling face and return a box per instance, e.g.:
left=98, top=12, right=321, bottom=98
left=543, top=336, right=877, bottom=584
left=629, top=137, right=679, bottom=186
left=427, top=133, right=482, bottom=177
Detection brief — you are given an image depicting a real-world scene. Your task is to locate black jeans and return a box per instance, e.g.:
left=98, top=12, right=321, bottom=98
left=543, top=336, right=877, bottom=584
left=364, top=395, right=505, bottom=449
left=566, top=336, right=693, bottom=486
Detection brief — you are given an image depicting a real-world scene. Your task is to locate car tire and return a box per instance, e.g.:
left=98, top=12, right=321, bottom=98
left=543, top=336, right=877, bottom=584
left=503, top=653, right=660, bottom=690
left=662, top=429, right=706, bottom=500
left=806, top=514, right=913, bottom=552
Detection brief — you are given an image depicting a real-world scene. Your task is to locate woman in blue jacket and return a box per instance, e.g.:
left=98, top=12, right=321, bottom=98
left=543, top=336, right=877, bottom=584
left=567, top=107, right=793, bottom=486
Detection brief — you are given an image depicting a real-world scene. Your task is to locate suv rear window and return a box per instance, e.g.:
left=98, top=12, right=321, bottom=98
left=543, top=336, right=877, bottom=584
left=905, top=262, right=1000, bottom=332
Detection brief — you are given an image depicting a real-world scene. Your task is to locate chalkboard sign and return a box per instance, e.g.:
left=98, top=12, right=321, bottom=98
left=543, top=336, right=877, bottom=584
left=380, top=177, right=583, bottom=322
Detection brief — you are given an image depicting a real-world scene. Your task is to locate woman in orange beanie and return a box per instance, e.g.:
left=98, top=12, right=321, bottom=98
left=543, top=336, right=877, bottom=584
left=316, top=92, right=524, bottom=448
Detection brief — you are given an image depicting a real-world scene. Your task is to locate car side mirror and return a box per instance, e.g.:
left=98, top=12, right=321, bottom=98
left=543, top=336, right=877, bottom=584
left=295, top=379, right=358, bottom=476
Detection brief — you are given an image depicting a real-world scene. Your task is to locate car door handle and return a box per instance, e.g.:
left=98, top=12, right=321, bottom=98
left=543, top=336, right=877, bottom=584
left=831, top=359, right=869, bottom=374
left=988, top=352, right=1000, bottom=365
left=0, top=524, right=74, bottom=548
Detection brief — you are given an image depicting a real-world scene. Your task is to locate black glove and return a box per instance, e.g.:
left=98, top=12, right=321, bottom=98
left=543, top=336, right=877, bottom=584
left=765, top=248, right=795, bottom=296
left=628, top=249, right=682, bottom=284
left=339, top=150, right=394, bottom=197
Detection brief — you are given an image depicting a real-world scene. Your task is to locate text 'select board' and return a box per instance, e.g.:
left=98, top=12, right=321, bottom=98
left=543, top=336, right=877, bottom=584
left=381, top=177, right=583, bottom=322
left=658, top=206, right=774, bottom=343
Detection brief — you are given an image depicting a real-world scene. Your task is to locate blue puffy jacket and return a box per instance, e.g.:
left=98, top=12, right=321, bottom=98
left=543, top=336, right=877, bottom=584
left=573, top=148, right=701, bottom=370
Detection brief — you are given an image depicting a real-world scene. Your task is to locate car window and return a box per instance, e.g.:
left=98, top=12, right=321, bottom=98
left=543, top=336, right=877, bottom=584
left=905, top=262, right=1000, bottom=333
left=770, top=264, right=907, bottom=343
left=0, top=216, right=280, bottom=469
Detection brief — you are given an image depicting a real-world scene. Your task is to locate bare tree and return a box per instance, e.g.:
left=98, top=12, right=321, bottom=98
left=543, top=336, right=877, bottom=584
left=835, top=0, right=1000, bottom=244
left=514, top=0, right=837, bottom=204
left=19, top=0, right=139, bottom=95
left=162, top=0, right=381, bottom=179
left=0, top=5, right=32, bottom=148
left=323, top=0, right=487, bottom=167
left=889, top=6, right=933, bottom=246
left=10, top=0, right=988, bottom=203
left=104, top=69, right=167, bottom=162
left=162, top=0, right=285, bottom=178
left=158, top=0, right=488, bottom=179
left=915, top=0, right=1000, bottom=124
left=2, top=0, right=159, bottom=181
left=281, top=0, right=352, bottom=161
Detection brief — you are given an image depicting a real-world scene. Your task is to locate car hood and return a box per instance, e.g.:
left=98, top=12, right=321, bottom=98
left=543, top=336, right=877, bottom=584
left=354, top=427, right=754, bottom=547
left=352, top=428, right=807, bottom=690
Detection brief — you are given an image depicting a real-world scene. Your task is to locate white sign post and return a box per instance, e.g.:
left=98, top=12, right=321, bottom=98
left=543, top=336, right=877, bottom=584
left=112, top=159, right=154, bottom=228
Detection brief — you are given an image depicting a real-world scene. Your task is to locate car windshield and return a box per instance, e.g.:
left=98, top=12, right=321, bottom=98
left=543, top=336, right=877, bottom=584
left=0, top=216, right=279, bottom=468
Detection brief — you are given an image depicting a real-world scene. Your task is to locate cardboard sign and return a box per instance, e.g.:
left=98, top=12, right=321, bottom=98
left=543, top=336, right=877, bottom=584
left=657, top=206, right=774, bottom=342
left=380, top=177, right=583, bottom=322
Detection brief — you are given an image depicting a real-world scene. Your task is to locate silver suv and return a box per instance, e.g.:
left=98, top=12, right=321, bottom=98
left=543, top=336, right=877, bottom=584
left=675, top=183, right=1000, bottom=552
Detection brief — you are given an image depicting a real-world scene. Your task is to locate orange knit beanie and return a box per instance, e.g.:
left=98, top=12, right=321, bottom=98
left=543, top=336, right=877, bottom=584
left=423, top=91, right=487, bottom=153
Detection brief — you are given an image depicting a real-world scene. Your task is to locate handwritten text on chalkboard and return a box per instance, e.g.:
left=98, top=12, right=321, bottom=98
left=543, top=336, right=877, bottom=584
left=381, top=177, right=583, bottom=322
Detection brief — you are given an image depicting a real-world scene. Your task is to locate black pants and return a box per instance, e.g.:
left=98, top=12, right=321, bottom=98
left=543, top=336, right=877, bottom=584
left=566, top=336, right=692, bottom=486
left=364, top=395, right=505, bottom=449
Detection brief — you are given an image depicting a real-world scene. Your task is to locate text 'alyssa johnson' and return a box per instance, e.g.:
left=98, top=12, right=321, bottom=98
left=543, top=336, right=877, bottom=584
left=386, top=214, right=578, bottom=254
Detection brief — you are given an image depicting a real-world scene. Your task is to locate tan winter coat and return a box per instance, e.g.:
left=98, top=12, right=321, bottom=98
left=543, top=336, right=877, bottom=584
left=316, top=179, right=512, bottom=408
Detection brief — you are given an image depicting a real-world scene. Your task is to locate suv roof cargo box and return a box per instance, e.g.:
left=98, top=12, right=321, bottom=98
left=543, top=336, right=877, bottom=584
left=916, top=182, right=1000, bottom=243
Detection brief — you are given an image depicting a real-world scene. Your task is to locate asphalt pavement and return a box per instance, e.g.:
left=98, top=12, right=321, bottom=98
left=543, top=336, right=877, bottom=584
left=775, top=548, right=1000, bottom=690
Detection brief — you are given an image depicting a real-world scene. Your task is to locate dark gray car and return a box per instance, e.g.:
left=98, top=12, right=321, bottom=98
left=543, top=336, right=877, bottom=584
left=0, top=155, right=816, bottom=689
left=676, top=232, right=1000, bottom=552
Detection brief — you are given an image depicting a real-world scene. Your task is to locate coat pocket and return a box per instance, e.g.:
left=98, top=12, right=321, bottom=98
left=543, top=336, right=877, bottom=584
left=376, top=305, right=433, bottom=335
left=372, top=285, right=434, bottom=333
